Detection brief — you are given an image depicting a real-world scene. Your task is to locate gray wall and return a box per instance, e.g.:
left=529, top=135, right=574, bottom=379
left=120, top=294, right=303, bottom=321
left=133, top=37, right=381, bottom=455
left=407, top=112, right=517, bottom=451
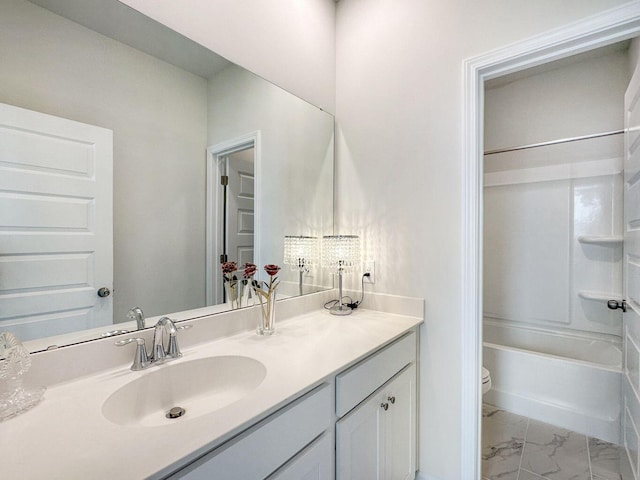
left=207, top=64, right=334, bottom=291
left=0, top=0, right=209, bottom=322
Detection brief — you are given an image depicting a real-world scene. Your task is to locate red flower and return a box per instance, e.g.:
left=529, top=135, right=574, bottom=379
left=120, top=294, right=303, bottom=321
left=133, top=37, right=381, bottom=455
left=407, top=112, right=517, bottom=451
left=221, top=261, right=237, bottom=274
left=243, top=262, right=257, bottom=278
left=264, top=264, right=281, bottom=277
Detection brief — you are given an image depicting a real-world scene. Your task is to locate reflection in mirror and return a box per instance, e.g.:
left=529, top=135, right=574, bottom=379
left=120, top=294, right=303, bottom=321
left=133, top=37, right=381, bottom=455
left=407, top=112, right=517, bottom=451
left=0, top=0, right=334, bottom=352
left=283, top=236, right=320, bottom=296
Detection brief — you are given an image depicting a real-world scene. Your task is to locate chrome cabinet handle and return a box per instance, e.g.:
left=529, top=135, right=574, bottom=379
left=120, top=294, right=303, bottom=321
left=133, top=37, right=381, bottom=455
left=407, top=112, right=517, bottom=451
left=381, top=402, right=389, bottom=411
left=388, top=396, right=396, bottom=404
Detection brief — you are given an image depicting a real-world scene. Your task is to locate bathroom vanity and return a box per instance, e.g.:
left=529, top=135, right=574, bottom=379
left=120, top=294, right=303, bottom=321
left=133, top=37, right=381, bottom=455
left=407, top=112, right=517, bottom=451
left=1, top=292, right=422, bottom=479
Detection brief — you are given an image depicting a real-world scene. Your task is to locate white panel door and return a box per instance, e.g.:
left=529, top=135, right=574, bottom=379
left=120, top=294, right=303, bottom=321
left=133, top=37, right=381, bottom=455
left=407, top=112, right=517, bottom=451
left=227, top=148, right=254, bottom=267
left=0, top=103, right=113, bottom=342
left=623, top=56, right=640, bottom=478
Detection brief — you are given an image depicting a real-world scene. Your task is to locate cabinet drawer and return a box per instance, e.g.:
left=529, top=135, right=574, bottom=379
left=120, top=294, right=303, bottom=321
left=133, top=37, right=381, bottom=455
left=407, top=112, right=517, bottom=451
left=169, top=383, right=331, bottom=479
left=336, top=330, right=416, bottom=417
left=267, top=433, right=333, bottom=480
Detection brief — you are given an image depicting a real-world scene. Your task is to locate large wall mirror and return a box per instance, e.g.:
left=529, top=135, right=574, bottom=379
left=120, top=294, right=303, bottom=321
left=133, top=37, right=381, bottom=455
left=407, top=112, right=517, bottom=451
left=0, top=0, right=334, bottom=352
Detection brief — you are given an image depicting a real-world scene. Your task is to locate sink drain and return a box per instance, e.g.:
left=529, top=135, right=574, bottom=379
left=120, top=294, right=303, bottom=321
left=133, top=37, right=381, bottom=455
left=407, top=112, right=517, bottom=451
left=166, top=406, right=186, bottom=419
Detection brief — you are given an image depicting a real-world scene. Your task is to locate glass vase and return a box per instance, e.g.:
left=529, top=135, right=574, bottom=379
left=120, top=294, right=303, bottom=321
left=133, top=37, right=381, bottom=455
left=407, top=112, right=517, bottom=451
left=224, top=280, right=240, bottom=310
left=240, top=279, right=254, bottom=308
left=255, top=286, right=276, bottom=335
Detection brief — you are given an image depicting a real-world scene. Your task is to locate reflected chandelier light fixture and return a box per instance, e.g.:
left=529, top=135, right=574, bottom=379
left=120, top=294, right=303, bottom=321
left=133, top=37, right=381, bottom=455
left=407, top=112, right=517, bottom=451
left=321, top=235, right=360, bottom=316
left=283, top=236, right=319, bottom=296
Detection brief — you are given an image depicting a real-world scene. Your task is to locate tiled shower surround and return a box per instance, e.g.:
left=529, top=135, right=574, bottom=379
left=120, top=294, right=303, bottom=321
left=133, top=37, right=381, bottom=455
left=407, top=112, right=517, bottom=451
left=483, top=405, right=632, bottom=480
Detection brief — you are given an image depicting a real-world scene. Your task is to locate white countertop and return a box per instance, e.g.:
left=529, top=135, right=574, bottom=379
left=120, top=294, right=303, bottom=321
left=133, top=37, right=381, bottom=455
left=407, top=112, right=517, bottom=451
left=1, top=307, right=422, bottom=479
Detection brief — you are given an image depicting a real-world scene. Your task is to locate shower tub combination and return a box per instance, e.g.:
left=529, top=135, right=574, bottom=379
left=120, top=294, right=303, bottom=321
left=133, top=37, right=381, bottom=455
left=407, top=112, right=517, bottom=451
left=483, top=321, right=623, bottom=443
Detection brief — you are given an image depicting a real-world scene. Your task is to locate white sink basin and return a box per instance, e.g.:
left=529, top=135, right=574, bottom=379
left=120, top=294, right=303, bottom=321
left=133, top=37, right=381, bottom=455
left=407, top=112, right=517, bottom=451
left=102, top=356, right=267, bottom=427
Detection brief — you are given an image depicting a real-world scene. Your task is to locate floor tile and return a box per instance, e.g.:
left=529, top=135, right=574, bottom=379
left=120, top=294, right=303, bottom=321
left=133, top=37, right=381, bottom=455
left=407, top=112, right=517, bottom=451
left=482, top=442, right=522, bottom=480
left=521, top=420, right=590, bottom=480
left=518, top=469, right=547, bottom=480
left=588, top=437, right=621, bottom=480
left=482, top=405, right=632, bottom=480
left=482, top=405, right=527, bottom=480
left=619, top=446, right=635, bottom=480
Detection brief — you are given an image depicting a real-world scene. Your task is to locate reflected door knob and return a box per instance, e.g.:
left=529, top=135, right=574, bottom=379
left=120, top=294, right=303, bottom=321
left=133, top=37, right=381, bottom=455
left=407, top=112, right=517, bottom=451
left=97, top=287, right=111, bottom=298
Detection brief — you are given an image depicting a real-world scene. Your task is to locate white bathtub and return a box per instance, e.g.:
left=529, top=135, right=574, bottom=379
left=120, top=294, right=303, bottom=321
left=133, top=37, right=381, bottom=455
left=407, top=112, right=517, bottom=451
left=483, top=321, right=623, bottom=443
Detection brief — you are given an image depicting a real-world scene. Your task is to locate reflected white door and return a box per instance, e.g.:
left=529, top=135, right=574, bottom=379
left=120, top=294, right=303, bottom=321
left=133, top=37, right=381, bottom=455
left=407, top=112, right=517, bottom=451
left=226, top=148, right=255, bottom=268
left=0, top=103, right=113, bottom=342
left=622, top=57, right=640, bottom=471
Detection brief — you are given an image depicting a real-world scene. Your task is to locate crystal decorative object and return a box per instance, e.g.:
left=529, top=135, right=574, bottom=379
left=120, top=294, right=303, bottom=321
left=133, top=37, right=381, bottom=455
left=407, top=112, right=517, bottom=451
left=283, top=236, right=319, bottom=271
left=321, top=235, right=360, bottom=273
left=0, top=332, right=45, bottom=421
left=321, top=235, right=360, bottom=316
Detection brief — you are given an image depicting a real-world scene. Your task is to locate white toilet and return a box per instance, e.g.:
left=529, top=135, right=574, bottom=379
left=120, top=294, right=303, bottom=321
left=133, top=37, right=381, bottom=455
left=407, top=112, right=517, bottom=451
left=482, top=367, right=492, bottom=395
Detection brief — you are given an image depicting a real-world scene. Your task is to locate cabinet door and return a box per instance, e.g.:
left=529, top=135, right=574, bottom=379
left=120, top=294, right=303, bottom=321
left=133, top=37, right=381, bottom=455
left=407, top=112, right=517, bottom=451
left=336, top=364, right=416, bottom=480
left=383, top=364, right=416, bottom=480
left=336, top=391, right=384, bottom=480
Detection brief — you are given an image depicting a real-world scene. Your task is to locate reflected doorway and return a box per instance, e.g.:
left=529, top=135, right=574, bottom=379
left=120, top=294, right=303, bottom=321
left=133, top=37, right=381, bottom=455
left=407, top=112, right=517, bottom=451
left=220, top=147, right=255, bottom=301
left=206, top=132, right=260, bottom=306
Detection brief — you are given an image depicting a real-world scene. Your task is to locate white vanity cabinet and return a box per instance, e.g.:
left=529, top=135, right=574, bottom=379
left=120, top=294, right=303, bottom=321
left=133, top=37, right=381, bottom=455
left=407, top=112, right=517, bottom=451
left=164, top=328, right=418, bottom=480
left=3, top=301, right=424, bottom=480
left=335, top=331, right=417, bottom=480
left=166, top=383, right=333, bottom=480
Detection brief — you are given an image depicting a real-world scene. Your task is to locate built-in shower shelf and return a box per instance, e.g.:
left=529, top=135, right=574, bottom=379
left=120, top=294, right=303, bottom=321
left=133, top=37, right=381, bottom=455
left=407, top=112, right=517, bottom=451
left=577, top=235, right=623, bottom=245
left=578, top=291, right=623, bottom=302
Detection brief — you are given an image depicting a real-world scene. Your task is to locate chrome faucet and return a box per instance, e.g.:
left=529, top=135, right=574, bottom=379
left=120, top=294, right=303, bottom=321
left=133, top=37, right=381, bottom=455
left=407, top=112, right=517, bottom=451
left=116, top=317, right=189, bottom=371
left=151, top=316, right=182, bottom=363
left=127, top=307, right=146, bottom=330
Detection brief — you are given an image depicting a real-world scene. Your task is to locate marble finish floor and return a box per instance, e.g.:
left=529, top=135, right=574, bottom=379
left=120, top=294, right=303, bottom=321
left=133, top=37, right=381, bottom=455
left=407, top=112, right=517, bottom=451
left=482, top=404, right=632, bottom=480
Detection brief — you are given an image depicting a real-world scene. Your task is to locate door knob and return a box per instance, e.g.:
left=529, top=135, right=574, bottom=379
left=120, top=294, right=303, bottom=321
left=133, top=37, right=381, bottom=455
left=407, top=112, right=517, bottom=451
left=97, top=287, right=111, bottom=298
left=380, top=402, right=389, bottom=411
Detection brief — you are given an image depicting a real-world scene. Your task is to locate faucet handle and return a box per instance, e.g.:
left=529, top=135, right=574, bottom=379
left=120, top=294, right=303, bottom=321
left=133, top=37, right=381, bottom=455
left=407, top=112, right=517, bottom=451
left=166, top=324, right=192, bottom=359
left=166, top=334, right=182, bottom=359
left=115, top=337, right=150, bottom=371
